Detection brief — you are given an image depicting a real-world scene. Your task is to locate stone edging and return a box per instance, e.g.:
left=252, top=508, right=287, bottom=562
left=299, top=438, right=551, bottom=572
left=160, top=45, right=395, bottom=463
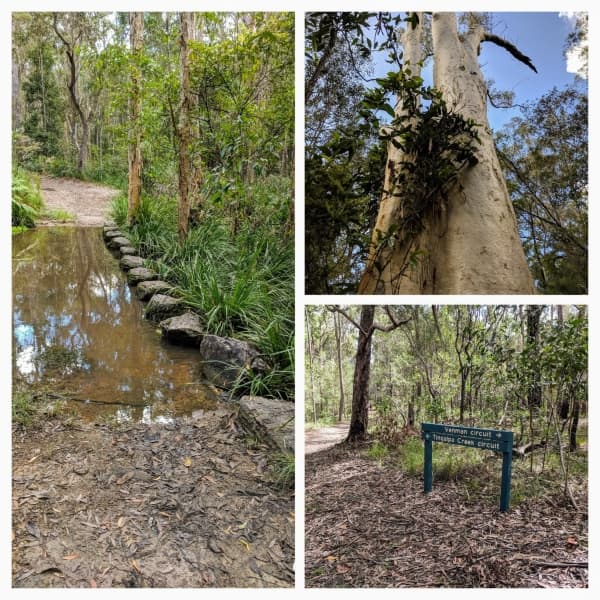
left=101, top=222, right=294, bottom=453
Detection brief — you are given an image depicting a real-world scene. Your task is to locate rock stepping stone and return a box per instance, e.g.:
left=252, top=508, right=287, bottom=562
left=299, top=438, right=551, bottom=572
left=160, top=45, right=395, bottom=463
left=120, top=246, right=137, bottom=256
left=238, top=396, right=294, bottom=453
left=144, top=293, right=185, bottom=322
left=104, top=229, right=125, bottom=240
left=135, top=280, right=174, bottom=301
left=199, top=335, right=269, bottom=388
left=159, top=312, right=204, bottom=346
left=120, top=255, right=145, bottom=270
left=127, top=267, right=158, bottom=285
left=107, top=236, right=132, bottom=250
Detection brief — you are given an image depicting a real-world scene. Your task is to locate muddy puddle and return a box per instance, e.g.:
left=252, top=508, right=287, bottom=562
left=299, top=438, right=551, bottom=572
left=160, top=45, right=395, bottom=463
left=13, top=227, right=218, bottom=422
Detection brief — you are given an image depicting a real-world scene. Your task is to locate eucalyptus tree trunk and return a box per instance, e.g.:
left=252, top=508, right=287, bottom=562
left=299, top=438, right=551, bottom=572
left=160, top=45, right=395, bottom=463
left=360, top=12, right=534, bottom=294
left=178, top=12, right=194, bottom=241
left=127, top=12, right=143, bottom=226
left=347, top=305, right=375, bottom=442
left=333, top=311, right=346, bottom=422
left=360, top=14, right=423, bottom=293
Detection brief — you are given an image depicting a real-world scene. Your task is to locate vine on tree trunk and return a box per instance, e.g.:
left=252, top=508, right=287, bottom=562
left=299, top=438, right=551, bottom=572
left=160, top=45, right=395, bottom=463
left=363, top=69, right=481, bottom=279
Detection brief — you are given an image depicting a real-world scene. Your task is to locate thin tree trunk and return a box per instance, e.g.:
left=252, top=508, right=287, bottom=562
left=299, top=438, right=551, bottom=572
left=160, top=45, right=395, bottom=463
left=347, top=305, right=375, bottom=442
left=333, top=311, right=346, bottom=422
left=12, top=20, right=21, bottom=129
left=127, top=12, right=144, bottom=226
left=178, top=12, right=193, bottom=241
left=53, top=16, right=90, bottom=174
left=569, top=395, right=580, bottom=452
left=305, top=308, right=318, bottom=424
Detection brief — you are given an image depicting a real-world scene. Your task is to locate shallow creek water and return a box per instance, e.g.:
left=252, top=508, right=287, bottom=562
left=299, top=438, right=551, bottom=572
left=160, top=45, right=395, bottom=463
left=12, top=227, right=218, bottom=422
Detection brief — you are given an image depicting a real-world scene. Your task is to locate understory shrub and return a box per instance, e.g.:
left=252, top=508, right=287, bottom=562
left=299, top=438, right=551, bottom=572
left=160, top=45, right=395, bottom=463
left=12, top=168, right=43, bottom=227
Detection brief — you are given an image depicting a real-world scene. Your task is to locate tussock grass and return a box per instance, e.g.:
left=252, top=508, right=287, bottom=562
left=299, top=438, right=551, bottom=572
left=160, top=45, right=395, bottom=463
left=110, top=183, right=294, bottom=399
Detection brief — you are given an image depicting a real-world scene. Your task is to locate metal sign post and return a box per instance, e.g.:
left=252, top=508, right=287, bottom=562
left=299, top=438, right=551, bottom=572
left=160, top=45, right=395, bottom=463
left=421, top=423, right=514, bottom=512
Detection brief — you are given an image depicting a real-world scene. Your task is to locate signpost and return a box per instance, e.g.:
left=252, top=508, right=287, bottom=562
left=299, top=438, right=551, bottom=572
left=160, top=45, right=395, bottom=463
left=421, top=423, right=514, bottom=512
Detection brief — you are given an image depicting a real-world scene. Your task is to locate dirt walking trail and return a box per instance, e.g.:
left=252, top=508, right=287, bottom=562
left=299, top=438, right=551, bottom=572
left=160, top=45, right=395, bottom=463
left=38, top=175, right=118, bottom=226
left=305, top=423, right=349, bottom=455
left=13, top=175, right=295, bottom=587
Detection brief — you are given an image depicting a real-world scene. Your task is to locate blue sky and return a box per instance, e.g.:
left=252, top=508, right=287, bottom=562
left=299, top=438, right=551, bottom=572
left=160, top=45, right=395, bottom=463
left=371, top=12, right=584, bottom=131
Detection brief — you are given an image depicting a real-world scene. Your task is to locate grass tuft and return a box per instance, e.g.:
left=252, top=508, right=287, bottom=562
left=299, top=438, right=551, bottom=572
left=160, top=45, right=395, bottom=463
left=110, top=183, right=294, bottom=400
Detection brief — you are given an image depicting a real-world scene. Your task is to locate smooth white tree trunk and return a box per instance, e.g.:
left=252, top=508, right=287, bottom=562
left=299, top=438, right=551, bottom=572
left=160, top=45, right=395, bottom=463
left=360, top=12, right=534, bottom=294
left=359, top=14, right=423, bottom=293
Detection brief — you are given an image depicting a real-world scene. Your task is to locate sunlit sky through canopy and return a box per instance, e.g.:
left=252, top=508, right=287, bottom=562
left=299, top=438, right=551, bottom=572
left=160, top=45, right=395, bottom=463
left=369, top=12, right=585, bottom=131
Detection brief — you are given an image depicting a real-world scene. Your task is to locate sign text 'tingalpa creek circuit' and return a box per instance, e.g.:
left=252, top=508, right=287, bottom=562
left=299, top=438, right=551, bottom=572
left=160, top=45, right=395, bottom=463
left=421, top=423, right=514, bottom=511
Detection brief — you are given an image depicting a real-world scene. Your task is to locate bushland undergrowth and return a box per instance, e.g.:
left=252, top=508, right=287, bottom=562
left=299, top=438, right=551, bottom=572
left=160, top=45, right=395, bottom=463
left=111, top=178, right=294, bottom=401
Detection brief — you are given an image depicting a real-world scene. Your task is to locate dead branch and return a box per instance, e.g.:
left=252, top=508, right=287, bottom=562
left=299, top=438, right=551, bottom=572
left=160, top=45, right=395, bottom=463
left=482, top=33, right=538, bottom=73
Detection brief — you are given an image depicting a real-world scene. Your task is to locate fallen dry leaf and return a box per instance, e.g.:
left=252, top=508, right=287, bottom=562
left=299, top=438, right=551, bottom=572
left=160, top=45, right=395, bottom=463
left=183, top=457, right=193, bottom=467
left=239, top=538, right=251, bottom=552
left=63, top=554, right=79, bottom=560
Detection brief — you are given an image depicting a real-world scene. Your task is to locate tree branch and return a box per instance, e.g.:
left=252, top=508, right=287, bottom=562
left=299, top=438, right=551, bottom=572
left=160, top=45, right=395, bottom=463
left=482, top=33, right=538, bottom=73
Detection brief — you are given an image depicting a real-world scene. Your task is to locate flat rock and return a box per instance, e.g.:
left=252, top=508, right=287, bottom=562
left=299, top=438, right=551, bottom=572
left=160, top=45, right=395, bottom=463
left=104, top=229, right=125, bottom=240
left=120, top=246, right=138, bottom=256
left=103, top=220, right=117, bottom=228
left=127, top=267, right=158, bottom=285
left=144, top=293, right=185, bottom=322
left=107, top=236, right=132, bottom=250
left=135, top=280, right=174, bottom=301
left=159, top=312, right=204, bottom=346
left=238, top=396, right=294, bottom=453
left=200, top=335, right=269, bottom=389
left=120, top=255, right=145, bottom=270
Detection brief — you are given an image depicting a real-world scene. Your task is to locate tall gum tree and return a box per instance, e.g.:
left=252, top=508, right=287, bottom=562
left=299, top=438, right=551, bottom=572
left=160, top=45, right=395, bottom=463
left=127, top=12, right=143, bottom=225
left=177, top=12, right=194, bottom=240
left=360, top=13, right=535, bottom=294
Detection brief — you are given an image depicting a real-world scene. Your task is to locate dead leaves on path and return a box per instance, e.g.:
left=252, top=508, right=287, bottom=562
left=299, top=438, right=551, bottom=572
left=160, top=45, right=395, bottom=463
left=305, top=446, right=588, bottom=588
left=13, top=414, right=294, bottom=588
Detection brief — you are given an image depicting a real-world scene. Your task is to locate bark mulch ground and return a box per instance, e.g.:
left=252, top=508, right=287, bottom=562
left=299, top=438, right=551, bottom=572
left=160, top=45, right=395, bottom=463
left=305, top=444, right=587, bottom=588
left=13, top=409, right=294, bottom=588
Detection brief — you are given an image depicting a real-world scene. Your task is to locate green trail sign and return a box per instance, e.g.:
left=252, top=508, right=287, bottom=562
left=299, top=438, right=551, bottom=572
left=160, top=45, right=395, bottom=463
left=421, top=423, right=514, bottom=512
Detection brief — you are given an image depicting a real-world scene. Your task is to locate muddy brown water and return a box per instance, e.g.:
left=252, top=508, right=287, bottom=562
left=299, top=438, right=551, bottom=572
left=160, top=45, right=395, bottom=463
left=13, top=226, right=218, bottom=422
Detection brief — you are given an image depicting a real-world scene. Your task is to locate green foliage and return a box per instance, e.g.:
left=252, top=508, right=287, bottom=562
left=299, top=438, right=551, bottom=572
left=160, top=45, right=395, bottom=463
left=497, top=85, right=587, bottom=294
left=13, top=390, right=37, bottom=427
left=21, top=41, right=65, bottom=162
left=398, top=436, right=423, bottom=476
left=367, top=73, right=480, bottom=279
left=42, top=208, right=75, bottom=222
left=13, top=12, right=293, bottom=209
left=110, top=192, right=129, bottom=227
left=12, top=168, right=43, bottom=227
left=271, top=451, right=295, bottom=490
left=111, top=186, right=294, bottom=400
left=367, top=440, right=389, bottom=462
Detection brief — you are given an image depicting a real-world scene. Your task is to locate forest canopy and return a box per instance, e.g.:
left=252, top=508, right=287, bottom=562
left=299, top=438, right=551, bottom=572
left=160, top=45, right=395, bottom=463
left=305, top=305, right=587, bottom=454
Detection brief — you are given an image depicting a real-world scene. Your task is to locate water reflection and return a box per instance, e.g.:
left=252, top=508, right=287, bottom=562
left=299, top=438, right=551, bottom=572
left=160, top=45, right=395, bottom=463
left=12, top=227, right=217, bottom=422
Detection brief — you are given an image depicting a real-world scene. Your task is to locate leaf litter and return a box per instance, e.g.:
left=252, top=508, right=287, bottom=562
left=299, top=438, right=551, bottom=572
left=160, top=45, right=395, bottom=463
left=13, top=409, right=294, bottom=588
left=305, top=444, right=587, bottom=588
